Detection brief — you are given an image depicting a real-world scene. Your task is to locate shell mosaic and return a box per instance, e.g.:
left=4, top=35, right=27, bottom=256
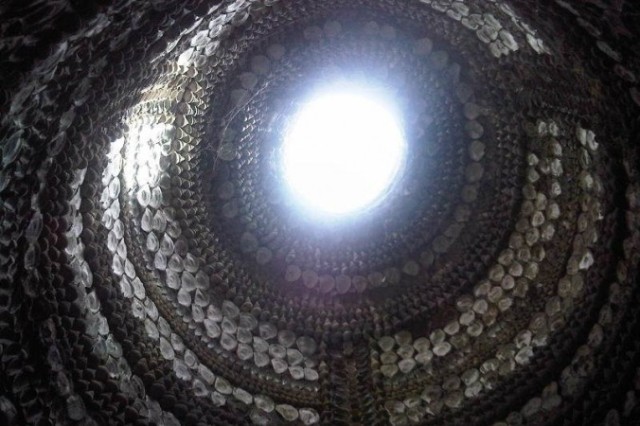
left=1, top=0, right=639, bottom=425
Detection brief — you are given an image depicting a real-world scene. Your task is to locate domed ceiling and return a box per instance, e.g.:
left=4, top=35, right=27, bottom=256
left=1, top=0, right=640, bottom=425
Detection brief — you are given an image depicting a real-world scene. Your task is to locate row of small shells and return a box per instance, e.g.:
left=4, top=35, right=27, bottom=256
left=100, top=73, right=321, bottom=422
left=380, top=121, right=603, bottom=424
left=554, top=0, right=640, bottom=109
left=177, top=0, right=275, bottom=68
left=0, top=0, right=203, bottom=420
left=61, top=163, right=182, bottom=424
left=126, top=83, right=323, bottom=381
left=494, top=178, right=640, bottom=425
left=417, top=0, right=549, bottom=56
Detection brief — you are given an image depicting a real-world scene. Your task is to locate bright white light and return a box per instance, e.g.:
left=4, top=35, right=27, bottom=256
left=122, top=124, right=166, bottom=190
left=282, top=88, right=406, bottom=217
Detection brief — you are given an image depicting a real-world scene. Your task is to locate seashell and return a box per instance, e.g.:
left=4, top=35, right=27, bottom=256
left=275, top=404, right=299, bottom=421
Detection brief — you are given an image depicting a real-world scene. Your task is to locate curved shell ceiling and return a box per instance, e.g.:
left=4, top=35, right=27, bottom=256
left=1, top=0, right=639, bottom=425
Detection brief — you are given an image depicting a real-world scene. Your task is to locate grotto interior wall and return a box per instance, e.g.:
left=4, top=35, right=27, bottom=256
left=1, top=0, right=640, bottom=425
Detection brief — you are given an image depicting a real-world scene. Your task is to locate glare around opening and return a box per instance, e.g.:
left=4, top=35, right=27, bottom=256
left=281, top=88, right=406, bottom=217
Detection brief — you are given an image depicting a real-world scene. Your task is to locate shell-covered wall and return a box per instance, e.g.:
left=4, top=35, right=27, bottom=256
left=1, top=0, right=639, bottom=425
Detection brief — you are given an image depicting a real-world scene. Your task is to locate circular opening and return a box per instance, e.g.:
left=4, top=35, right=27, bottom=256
left=281, top=86, right=406, bottom=218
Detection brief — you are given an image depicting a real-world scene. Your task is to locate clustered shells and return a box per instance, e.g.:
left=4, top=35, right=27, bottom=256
left=1, top=0, right=639, bottom=425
